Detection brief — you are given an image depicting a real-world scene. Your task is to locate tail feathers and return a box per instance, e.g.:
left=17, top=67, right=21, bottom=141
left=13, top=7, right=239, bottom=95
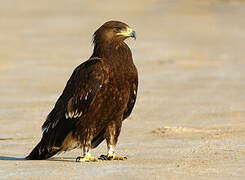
left=26, top=140, right=60, bottom=160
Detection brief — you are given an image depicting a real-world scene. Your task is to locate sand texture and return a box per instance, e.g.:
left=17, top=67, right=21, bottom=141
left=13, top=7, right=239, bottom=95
left=1, top=0, right=245, bottom=179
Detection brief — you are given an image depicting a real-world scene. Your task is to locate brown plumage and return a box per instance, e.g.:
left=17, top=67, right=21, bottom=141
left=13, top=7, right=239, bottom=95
left=26, top=20, right=138, bottom=161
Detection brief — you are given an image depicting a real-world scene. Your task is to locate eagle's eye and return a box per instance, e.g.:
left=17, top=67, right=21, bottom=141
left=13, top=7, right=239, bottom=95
left=114, top=26, right=122, bottom=32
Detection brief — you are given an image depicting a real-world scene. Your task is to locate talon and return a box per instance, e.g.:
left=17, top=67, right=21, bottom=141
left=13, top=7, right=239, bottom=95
left=76, top=154, right=101, bottom=162
left=111, top=155, right=127, bottom=160
left=99, top=153, right=127, bottom=161
left=76, top=156, right=82, bottom=162
left=99, top=155, right=108, bottom=160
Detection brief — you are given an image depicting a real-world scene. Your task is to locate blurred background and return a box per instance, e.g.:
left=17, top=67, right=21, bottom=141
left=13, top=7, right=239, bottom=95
left=1, top=0, right=245, bottom=179
left=1, top=0, right=245, bottom=64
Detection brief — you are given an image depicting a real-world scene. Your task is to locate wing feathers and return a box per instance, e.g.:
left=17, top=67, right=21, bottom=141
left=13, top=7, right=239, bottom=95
left=123, top=78, right=138, bottom=120
left=42, top=59, right=105, bottom=138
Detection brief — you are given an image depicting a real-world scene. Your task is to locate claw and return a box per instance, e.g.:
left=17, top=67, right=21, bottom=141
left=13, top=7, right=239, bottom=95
left=76, top=154, right=102, bottom=162
left=99, top=153, right=127, bottom=160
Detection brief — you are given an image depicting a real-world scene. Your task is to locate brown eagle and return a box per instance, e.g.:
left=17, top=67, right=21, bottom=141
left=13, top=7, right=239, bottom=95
left=26, top=21, right=138, bottom=162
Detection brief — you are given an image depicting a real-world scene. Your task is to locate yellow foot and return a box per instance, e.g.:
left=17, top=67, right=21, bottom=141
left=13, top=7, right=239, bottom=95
left=99, top=153, right=127, bottom=160
left=76, top=154, right=102, bottom=162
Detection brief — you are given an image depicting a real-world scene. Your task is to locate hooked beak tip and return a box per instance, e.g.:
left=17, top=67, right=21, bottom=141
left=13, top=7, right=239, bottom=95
left=131, top=30, right=136, bottom=40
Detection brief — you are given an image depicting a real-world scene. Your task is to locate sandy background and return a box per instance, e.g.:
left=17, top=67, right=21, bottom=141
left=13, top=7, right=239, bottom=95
left=1, top=0, right=245, bottom=179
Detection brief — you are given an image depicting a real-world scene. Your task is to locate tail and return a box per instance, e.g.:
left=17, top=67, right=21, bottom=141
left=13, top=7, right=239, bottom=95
left=26, top=138, right=60, bottom=160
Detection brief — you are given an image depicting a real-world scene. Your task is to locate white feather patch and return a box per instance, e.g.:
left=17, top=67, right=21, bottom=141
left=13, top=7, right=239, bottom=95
left=78, top=111, right=83, bottom=117
left=66, top=110, right=83, bottom=119
left=43, top=124, right=51, bottom=133
left=68, top=111, right=74, bottom=118
left=65, top=113, right=69, bottom=119
left=52, top=120, right=59, bottom=128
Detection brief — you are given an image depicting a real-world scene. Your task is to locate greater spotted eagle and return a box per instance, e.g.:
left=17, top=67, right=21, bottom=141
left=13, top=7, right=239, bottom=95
left=26, top=21, right=138, bottom=162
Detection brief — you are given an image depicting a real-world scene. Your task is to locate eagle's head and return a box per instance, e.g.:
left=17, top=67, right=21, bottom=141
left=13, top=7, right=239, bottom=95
left=93, top=20, right=136, bottom=45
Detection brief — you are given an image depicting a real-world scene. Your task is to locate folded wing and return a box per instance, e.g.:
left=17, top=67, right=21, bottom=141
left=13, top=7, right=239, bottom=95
left=41, top=58, right=105, bottom=147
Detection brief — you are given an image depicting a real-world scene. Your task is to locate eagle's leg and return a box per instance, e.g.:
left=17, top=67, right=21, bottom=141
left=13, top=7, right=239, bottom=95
left=76, top=145, right=101, bottom=162
left=99, top=120, right=127, bottom=160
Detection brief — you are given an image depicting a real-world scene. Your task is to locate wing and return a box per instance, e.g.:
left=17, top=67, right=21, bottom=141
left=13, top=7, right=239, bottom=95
left=41, top=58, right=105, bottom=147
left=123, top=71, right=138, bottom=120
left=61, top=58, right=104, bottom=121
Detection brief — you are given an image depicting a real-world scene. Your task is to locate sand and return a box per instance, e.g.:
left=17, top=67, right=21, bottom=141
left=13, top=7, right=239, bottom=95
left=1, top=0, right=245, bottom=179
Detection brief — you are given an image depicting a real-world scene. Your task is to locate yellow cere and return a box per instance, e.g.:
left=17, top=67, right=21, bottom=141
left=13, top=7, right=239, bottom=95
left=117, top=27, right=134, bottom=37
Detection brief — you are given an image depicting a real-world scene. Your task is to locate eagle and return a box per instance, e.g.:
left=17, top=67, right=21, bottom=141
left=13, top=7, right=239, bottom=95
left=26, top=20, right=138, bottom=162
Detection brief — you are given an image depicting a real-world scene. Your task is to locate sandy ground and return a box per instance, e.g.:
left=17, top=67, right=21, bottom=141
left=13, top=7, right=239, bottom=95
left=1, top=0, right=245, bottom=179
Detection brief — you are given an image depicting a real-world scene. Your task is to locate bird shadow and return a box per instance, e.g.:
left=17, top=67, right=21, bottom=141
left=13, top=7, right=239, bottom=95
left=0, top=156, right=25, bottom=161
left=0, top=156, right=77, bottom=162
left=48, top=157, right=77, bottom=162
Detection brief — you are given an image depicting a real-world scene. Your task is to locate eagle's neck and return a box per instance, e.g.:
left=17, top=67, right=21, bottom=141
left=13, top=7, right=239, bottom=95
left=91, top=40, right=132, bottom=63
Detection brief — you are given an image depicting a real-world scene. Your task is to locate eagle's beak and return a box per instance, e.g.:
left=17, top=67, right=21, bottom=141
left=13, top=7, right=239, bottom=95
left=117, top=27, right=136, bottom=40
left=130, top=30, right=136, bottom=40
